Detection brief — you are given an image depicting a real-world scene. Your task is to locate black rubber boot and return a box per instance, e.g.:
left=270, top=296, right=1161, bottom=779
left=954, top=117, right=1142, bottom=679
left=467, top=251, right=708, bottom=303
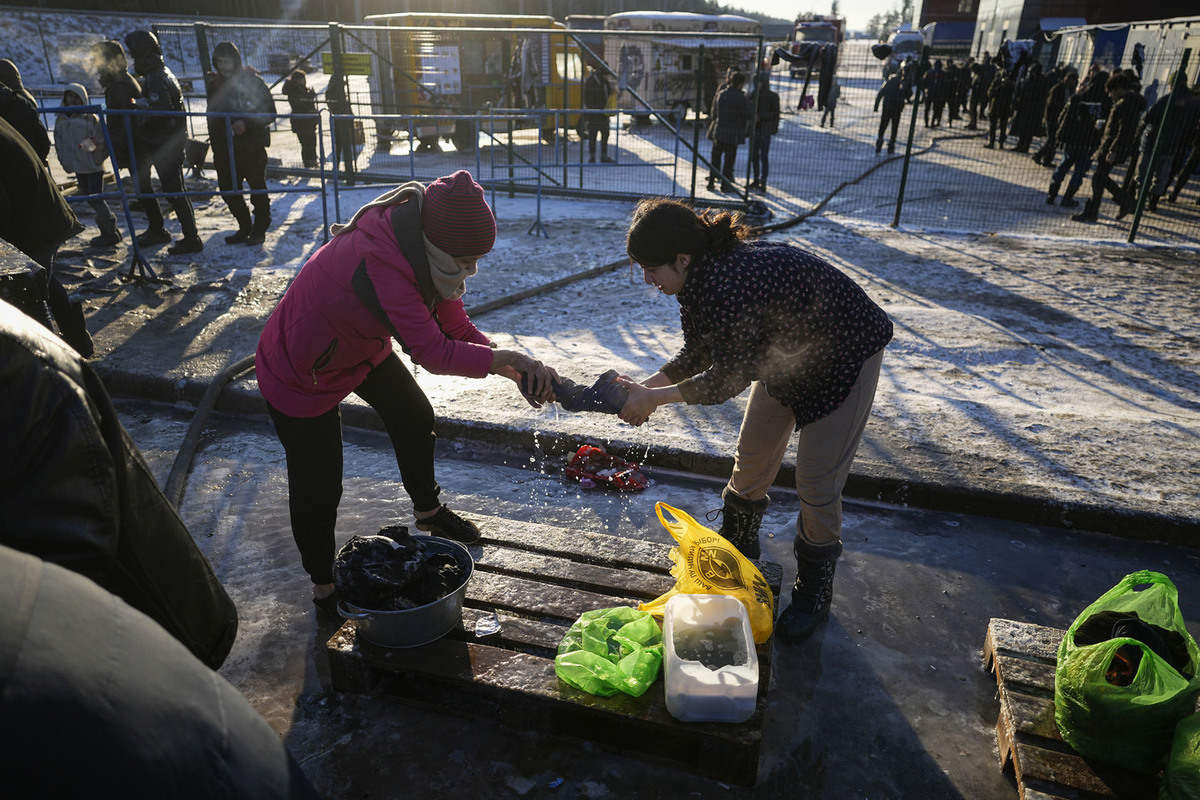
left=58, top=300, right=95, bottom=358
left=775, top=538, right=842, bottom=644
left=224, top=206, right=253, bottom=244
left=1046, top=181, right=1060, bottom=205
left=1071, top=200, right=1099, bottom=223
left=89, top=218, right=121, bottom=248
left=712, top=488, right=769, bottom=559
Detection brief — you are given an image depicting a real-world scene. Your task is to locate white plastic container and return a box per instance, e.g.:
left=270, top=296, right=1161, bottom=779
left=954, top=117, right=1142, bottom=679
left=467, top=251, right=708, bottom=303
left=663, top=593, right=759, bottom=723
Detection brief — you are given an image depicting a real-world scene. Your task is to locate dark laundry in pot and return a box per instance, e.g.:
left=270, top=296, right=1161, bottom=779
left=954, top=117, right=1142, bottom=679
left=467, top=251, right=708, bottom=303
left=333, top=526, right=467, bottom=611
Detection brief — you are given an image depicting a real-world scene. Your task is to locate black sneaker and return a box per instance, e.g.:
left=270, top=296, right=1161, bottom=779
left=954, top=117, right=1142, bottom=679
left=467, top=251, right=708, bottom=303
left=225, top=228, right=251, bottom=244
left=415, top=506, right=481, bottom=544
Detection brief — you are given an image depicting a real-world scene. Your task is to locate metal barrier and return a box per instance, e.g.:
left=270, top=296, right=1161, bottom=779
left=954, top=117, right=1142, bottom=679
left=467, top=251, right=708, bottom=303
left=43, top=22, right=1200, bottom=261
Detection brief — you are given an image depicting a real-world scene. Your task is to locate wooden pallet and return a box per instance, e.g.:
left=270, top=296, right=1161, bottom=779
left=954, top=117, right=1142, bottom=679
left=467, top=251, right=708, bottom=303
left=326, top=515, right=782, bottom=787
left=983, top=618, right=1161, bottom=800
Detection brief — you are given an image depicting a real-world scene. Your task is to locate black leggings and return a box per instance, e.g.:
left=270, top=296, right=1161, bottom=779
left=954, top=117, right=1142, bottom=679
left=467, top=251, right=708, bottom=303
left=267, top=352, right=441, bottom=585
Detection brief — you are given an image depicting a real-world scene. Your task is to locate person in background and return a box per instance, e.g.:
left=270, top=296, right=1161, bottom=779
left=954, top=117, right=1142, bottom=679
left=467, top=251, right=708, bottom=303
left=749, top=72, right=780, bottom=192
left=984, top=65, right=1015, bottom=149
left=205, top=41, right=277, bottom=246
left=582, top=62, right=614, bottom=164
left=875, top=71, right=905, bottom=154
left=324, top=68, right=357, bottom=185
left=706, top=71, right=749, bottom=193
left=1122, top=72, right=1200, bottom=216
left=1035, top=68, right=1077, bottom=166
left=282, top=69, right=320, bottom=170
left=255, top=171, right=557, bottom=614
left=1046, top=72, right=1107, bottom=208
left=616, top=199, right=893, bottom=644
left=54, top=83, right=121, bottom=248
left=0, top=116, right=92, bottom=357
left=124, top=30, right=202, bottom=255
left=90, top=40, right=142, bottom=195
left=0, top=58, right=50, bottom=165
left=1073, top=71, right=1146, bottom=223
left=819, top=75, right=839, bottom=129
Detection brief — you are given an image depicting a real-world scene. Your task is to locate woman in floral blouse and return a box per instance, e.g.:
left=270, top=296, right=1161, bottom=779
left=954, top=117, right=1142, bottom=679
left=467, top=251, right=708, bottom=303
left=618, top=198, right=893, bottom=643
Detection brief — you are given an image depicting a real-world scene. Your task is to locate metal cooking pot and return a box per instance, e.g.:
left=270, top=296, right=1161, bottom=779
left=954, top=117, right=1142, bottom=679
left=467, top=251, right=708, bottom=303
left=337, top=536, right=474, bottom=648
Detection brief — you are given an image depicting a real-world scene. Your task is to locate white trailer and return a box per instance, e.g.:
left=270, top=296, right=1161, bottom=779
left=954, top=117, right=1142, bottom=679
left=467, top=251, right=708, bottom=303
left=602, top=11, right=762, bottom=120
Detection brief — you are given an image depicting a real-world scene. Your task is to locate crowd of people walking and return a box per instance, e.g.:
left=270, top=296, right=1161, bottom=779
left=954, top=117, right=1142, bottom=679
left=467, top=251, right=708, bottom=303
left=875, top=47, right=1200, bottom=224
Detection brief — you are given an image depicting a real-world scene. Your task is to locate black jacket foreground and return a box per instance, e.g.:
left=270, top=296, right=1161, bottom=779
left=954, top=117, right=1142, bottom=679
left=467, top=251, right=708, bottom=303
left=0, top=543, right=322, bottom=800
left=0, top=298, right=238, bottom=669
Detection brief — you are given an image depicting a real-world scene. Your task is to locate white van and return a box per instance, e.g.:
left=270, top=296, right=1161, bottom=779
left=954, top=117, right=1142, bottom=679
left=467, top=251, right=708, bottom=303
left=883, top=23, right=925, bottom=77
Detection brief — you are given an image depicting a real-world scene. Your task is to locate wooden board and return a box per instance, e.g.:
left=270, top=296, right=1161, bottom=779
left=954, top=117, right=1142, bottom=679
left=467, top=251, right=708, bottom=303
left=983, top=618, right=1161, bottom=800
left=326, top=514, right=782, bottom=787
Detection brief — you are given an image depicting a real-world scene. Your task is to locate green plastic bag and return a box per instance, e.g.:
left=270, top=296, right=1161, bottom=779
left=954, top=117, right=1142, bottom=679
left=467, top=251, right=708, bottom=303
left=554, top=607, right=663, bottom=698
left=1055, top=570, right=1200, bottom=774
left=1161, top=713, right=1200, bottom=800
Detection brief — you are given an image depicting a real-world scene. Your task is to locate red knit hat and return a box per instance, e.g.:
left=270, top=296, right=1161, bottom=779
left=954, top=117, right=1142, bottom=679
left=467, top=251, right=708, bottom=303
left=421, top=171, right=496, bottom=257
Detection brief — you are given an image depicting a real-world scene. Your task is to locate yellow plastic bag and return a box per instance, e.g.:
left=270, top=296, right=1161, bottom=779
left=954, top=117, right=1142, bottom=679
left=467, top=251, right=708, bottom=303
left=638, top=502, right=775, bottom=644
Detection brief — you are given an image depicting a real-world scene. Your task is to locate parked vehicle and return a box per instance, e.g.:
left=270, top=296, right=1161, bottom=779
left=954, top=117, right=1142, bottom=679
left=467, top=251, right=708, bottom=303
left=787, top=14, right=844, bottom=79
left=365, top=12, right=584, bottom=151
left=881, top=23, right=924, bottom=77
left=602, top=11, right=762, bottom=122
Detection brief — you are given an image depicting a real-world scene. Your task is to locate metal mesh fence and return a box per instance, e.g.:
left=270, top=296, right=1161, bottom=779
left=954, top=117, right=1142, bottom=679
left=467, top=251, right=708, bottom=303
left=100, top=22, right=1199, bottom=249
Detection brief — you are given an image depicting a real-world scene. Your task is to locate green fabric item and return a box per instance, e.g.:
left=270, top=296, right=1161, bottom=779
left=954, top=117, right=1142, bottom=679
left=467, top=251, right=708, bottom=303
left=555, top=607, right=663, bottom=698
left=1055, top=570, right=1200, bottom=774
left=1161, top=713, right=1200, bottom=800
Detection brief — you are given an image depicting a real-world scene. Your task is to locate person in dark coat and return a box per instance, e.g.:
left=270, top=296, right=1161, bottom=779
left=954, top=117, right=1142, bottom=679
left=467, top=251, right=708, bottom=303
left=282, top=69, right=320, bottom=170
left=922, top=59, right=946, bottom=128
left=618, top=198, right=893, bottom=643
left=749, top=72, right=780, bottom=192
left=0, top=302, right=318, bottom=799
left=1009, top=62, right=1047, bottom=153
left=1073, top=71, right=1146, bottom=222
left=91, top=40, right=142, bottom=176
left=1126, top=74, right=1200, bottom=213
left=966, top=62, right=988, bottom=129
left=581, top=63, right=614, bottom=163
left=325, top=67, right=358, bottom=185
left=0, top=58, right=50, bottom=164
left=706, top=71, right=749, bottom=193
left=1046, top=74, right=1107, bottom=208
left=1035, top=69, right=1077, bottom=166
left=124, top=30, right=202, bottom=255
left=984, top=68, right=1015, bottom=149
left=0, top=116, right=93, bottom=356
left=205, top=41, right=277, bottom=246
left=874, top=72, right=905, bottom=154
left=820, top=76, right=839, bottom=128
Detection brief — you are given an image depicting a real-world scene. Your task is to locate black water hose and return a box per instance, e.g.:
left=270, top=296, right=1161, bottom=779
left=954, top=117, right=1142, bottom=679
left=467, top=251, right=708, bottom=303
left=164, top=354, right=257, bottom=510
left=751, top=132, right=980, bottom=235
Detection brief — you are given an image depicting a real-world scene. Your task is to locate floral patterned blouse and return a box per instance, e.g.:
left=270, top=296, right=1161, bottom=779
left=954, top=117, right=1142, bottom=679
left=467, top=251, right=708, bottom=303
left=661, top=240, right=893, bottom=428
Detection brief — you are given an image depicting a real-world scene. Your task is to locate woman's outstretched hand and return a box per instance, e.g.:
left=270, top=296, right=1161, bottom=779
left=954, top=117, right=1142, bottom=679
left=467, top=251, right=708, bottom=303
left=491, top=349, right=559, bottom=408
left=616, top=378, right=657, bottom=427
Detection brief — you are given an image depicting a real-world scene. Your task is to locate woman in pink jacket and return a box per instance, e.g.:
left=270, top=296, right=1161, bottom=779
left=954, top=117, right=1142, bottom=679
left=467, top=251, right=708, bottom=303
left=256, top=171, right=555, bottom=613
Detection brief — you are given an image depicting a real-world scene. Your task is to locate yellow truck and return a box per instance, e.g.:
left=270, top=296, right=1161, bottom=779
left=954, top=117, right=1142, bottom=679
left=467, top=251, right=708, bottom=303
left=365, top=12, right=584, bottom=151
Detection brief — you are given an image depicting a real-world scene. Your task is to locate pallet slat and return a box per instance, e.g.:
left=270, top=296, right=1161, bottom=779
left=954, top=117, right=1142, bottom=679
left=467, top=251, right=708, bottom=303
left=983, top=618, right=1161, bottom=800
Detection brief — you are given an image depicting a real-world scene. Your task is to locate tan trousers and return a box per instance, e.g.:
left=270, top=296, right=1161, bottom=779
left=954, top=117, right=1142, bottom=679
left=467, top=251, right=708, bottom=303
left=726, top=349, right=884, bottom=547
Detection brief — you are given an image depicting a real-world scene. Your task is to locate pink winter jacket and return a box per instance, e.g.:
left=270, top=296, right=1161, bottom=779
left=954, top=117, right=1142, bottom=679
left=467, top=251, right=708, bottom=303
left=256, top=202, right=494, bottom=417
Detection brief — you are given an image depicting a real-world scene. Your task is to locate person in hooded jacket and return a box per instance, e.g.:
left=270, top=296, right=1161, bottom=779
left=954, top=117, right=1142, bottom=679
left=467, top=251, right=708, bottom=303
left=1046, top=72, right=1108, bottom=208
left=90, top=40, right=141, bottom=180
left=706, top=71, right=749, bottom=193
left=206, top=42, right=277, bottom=246
left=124, top=30, right=202, bottom=255
left=1073, top=71, right=1146, bottom=223
left=282, top=69, right=320, bottom=170
left=0, top=58, right=50, bottom=165
left=54, top=83, right=122, bottom=248
left=255, top=171, right=557, bottom=614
